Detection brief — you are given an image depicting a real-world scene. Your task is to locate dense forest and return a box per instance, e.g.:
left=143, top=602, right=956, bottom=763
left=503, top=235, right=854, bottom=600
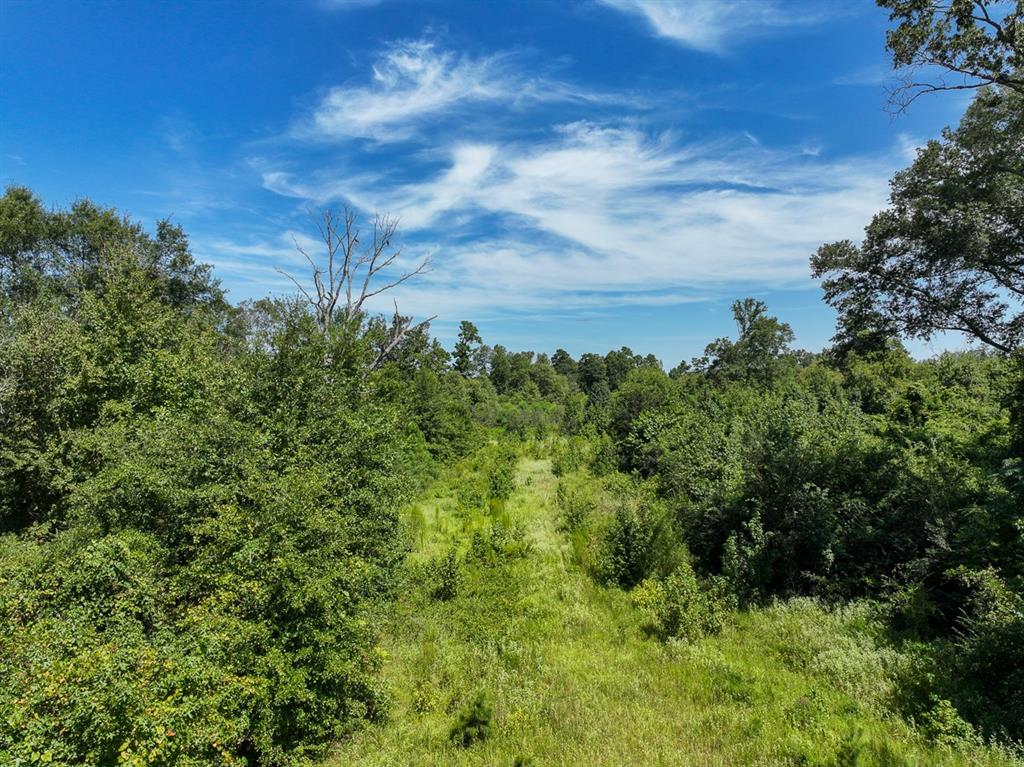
left=1, top=2, right=1022, bottom=766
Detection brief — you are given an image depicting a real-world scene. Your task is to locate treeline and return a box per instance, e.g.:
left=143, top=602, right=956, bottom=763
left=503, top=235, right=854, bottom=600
left=438, top=289, right=1023, bottom=750
left=0, top=177, right=1021, bottom=760
left=1, top=3, right=1022, bottom=762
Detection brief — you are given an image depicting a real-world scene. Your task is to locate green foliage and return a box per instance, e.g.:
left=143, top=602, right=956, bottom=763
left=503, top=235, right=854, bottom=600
left=585, top=297, right=1022, bottom=744
left=878, top=0, right=1023, bottom=108
left=486, top=443, right=518, bottom=500
left=449, top=692, right=493, bottom=747
left=941, top=568, right=1024, bottom=743
left=497, top=396, right=562, bottom=439
left=722, top=511, right=773, bottom=607
left=633, top=561, right=728, bottom=643
left=0, top=202, right=493, bottom=764
left=576, top=352, right=610, bottom=408
left=551, top=436, right=587, bottom=476
left=403, top=368, right=483, bottom=462
left=560, top=391, right=588, bottom=436
left=4, top=179, right=1024, bottom=761
left=607, top=366, right=675, bottom=467
left=588, top=434, right=618, bottom=476
left=918, top=696, right=978, bottom=749
left=555, top=476, right=597, bottom=532
left=331, top=452, right=1012, bottom=767
left=600, top=498, right=679, bottom=588
left=453, top=320, right=483, bottom=377
left=694, top=298, right=796, bottom=386
left=813, top=86, right=1024, bottom=354
left=0, top=185, right=223, bottom=311
left=467, top=522, right=532, bottom=564
left=431, top=547, right=463, bottom=601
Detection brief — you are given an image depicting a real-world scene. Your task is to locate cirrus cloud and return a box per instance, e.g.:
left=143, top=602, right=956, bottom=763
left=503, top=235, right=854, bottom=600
left=597, top=0, right=841, bottom=54
left=299, top=39, right=623, bottom=142
left=258, top=118, right=898, bottom=322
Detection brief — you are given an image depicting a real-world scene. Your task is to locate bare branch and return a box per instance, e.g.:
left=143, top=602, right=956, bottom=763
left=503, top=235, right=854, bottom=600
left=276, top=207, right=435, bottom=368
left=275, top=266, right=316, bottom=307
left=369, top=300, right=438, bottom=370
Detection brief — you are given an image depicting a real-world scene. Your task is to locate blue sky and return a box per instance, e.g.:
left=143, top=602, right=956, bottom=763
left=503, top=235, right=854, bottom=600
left=0, top=0, right=975, bottom=365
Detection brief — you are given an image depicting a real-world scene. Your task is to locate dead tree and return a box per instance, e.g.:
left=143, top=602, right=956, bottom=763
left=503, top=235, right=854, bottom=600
left=277, top=207, right=435, bottom=369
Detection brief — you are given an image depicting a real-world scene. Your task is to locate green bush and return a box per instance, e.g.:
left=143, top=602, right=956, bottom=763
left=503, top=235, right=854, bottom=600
left=467, top=522, right=532, bottom=564
left=918, top=695, right=978, bottom=747
left=551, top=437, right=587, bottom=476
left=588, top=434, right=618, bottom=476
left=0, top=241, right=425, bottom=764
left=600, top=500, right=678, bottom=588
left=449, top=692, right=493, bottom=747
left=486, top=445, right=518, bottom=501
left=632, top=562, right=728, bottom=643
left=722, top=511, right=773, bottom=607
left=555, top=477, right=596, bottom=532
left=431, top=547, right=463, bottom=601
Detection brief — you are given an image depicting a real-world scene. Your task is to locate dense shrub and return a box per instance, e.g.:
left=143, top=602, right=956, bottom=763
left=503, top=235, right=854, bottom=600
left=594, top=332, right=1022, bottom=742
left=600, top=499, right=679, bottom=588
left=486, top=444, right=518, bottom=501
left=554, top=477, right=597, bottom=532
left=3, top=184, right=1023, bottom=756
left=918, top=696, right=978, bottom=748
left=431, top=547, right=463, bottom=602
left=0, top=223, right=448, bottom=764
left=467, top=522, right=532, bottom=564
left=632, top=560, right=729, bottom=642
left=551, top=436, right=587, bottom=476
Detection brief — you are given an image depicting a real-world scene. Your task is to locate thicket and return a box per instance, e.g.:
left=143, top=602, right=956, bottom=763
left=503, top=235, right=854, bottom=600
left=0, top=189, right=574, bottom=765
left=587, top=325, right=1024, bottom=745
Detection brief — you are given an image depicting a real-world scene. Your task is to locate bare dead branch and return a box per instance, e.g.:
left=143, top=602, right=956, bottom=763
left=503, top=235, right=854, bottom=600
left=277, top=207, right=433, bottom=368
left=369, top=299, right=438, bottom=370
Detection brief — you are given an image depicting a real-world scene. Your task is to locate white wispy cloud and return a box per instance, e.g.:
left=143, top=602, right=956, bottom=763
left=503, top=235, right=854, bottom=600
left=597, top=0, right=837, bottom=53
left=297, top=40, right=618, bottom=141
left=258, top=121, right=898, bottom=320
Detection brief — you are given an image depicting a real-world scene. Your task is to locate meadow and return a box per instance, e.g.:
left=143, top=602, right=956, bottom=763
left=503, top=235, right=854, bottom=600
left=327, top=444, right=1018, bottom=767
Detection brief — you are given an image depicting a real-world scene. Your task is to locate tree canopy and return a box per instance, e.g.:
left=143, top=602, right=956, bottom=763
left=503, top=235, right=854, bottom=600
left=880, top=0, right=1023, bottom=109
left=813, top=85, right=1024, bottom=354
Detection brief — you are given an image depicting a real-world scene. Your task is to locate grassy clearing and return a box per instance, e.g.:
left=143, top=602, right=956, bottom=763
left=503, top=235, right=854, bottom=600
left=325, top=453, right=1018, bottom=767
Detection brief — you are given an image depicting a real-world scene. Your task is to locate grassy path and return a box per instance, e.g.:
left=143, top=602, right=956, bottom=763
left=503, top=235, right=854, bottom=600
left=325, top=457, right=1015, bottom=767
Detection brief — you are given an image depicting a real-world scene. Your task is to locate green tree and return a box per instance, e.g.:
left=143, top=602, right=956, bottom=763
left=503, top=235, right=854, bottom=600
left=605, top=346, right=640, bottom=391
left=608, top=367, right=675, bottom=452
left=697, top=298, right=795, bottom=386
left=453, top=320, right=483, bottom=377
left=0, top=185, right=47, bottom=287
left=0, top=185, right=224, bottom=311
left=551, top=348, right=577, bottom=380
left=528, top=353, right=569, bottom=401
left=576, top=353, right=610, bottom=407
left=879, top=0, right=1023, bottom=110
left=813, top=87, right=1023, bottom=354
left=489, top=344, right=513, bottom=393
